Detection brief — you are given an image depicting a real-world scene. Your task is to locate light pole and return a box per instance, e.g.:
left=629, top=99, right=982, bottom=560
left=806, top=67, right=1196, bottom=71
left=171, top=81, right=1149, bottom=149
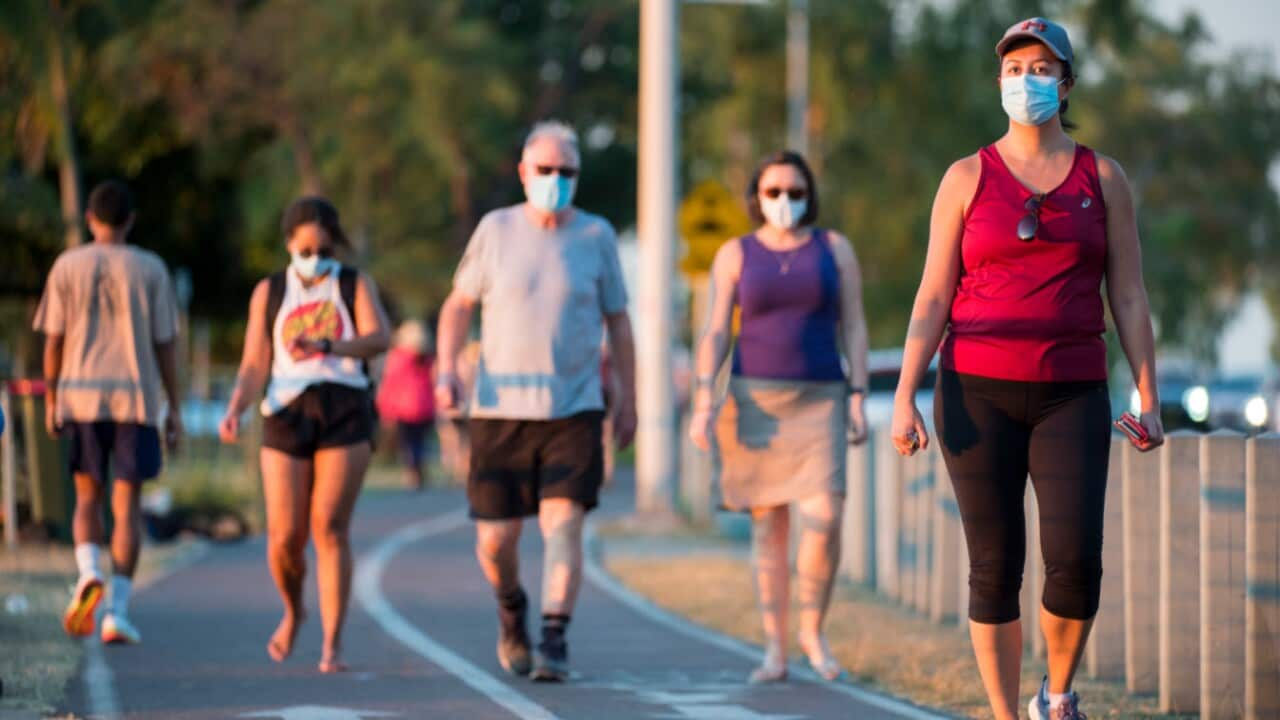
left=636, top=0, right=680, bottom=515
left=785, top=0, right=809, bottom=156
left=635, top=0, right=811, bottom=515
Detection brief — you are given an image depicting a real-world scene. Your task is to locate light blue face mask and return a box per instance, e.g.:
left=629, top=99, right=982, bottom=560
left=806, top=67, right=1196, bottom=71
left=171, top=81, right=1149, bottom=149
left=290, top=251, right=338, bottom=280
left=1000, top=74, right=1063, bottom=127
left=525, top=173, right=577, bottom=213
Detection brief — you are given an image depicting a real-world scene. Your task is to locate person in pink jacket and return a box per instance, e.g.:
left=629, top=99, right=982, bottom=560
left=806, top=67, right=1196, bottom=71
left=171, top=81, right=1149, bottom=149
left=377, top=320, right=436, bottom=490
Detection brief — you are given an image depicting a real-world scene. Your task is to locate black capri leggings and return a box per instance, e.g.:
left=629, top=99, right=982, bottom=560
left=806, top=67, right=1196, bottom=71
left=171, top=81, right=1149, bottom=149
left=934, top=369, right=1112, bottom=624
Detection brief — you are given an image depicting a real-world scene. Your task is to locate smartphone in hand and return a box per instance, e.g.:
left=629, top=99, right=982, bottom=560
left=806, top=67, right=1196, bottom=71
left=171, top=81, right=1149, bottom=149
left=1114, top=411, right=1150, bottom=448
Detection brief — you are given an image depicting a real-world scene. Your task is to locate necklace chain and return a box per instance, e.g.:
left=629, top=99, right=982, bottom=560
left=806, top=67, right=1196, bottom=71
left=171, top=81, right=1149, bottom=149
left=766, top=244, right=804, bottom=275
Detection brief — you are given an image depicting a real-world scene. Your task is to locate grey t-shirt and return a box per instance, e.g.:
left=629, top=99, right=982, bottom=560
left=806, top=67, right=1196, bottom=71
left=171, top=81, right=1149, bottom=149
left=454, top=204, right=628, bottom=420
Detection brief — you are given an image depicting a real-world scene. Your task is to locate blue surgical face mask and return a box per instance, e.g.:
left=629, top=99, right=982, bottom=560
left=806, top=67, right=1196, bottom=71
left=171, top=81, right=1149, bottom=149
left=290, top=251, right=338, bottom=280
left=760, top=194, right=808, bottom=230
left=525, top=173, right=577, bottom=213
left=1001, top=74, right=1063, bottom=127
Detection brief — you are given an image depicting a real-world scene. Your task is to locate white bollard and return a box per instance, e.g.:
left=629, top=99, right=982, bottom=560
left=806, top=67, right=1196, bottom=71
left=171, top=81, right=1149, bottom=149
left=1246, top=433, right=1280, bottom=720
left=1200, top=430, right=1247, bottom=719
left=1022, top=483, right=1044, bottom=657
left=912, top=448, right=934, bottom=613
left=1159, top=431, right=1200, bottom=713
left=898, top=450, right=919, bottom=606
left=840, top=438, right=873, bottom=585
left=1087, top=436, right=1127, bottom=680
left=1124, top=440, right=1162, bottom=694
left=875, top=431, right=902, bottom=599
left=931, top=454, right=961, bottom=623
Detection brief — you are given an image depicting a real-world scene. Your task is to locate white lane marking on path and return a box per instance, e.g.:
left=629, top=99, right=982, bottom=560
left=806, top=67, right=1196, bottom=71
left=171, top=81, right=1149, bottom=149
left=83, top=540, right=211, bottom=719
left=83, top=636, right=121, bottom=720
left=240, top=705, right=399, bottom=719
left=582, top=524, right=954, bottom=720
left=354, top=508, right=563, bottom=720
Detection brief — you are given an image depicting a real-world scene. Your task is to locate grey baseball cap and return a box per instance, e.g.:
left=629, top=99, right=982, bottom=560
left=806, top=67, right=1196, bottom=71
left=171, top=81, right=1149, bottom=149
left=995, top=17, right=1074, bottom=66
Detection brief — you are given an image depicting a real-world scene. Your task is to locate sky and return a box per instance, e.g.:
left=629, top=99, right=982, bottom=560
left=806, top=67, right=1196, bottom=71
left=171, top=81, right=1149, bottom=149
left=1148, top=0, right=1280, bottom=73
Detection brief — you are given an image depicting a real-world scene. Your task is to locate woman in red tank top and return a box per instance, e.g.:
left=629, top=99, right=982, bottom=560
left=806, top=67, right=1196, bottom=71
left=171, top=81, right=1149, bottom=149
left=890, top=18, right=1164, bottom=720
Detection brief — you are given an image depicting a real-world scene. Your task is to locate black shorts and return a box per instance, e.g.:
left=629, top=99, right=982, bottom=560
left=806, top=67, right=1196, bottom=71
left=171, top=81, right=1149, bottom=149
left=468, top=411, right=605, bottom=520
left=67, top=422, right=163, bottom=484
left=263, top=383, right=374, bottom=458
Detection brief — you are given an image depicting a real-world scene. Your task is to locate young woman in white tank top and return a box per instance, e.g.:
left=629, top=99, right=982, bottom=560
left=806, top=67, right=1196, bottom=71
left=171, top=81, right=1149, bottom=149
left=219, top=197, right=390, bottom=674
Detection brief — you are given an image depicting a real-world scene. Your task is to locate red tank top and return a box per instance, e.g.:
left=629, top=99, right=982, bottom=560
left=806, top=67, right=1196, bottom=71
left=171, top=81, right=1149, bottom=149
left=941, top=143, right=1109, bottom=382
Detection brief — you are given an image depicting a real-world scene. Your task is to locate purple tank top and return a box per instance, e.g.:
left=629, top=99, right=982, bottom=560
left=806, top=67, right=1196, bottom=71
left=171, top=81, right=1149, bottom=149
left=732, top=230, right=845, bottom=381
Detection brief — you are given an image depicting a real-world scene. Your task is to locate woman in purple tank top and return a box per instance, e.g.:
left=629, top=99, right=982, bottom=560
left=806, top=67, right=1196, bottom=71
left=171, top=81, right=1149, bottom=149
left=690, top=152, right=870, bottom=683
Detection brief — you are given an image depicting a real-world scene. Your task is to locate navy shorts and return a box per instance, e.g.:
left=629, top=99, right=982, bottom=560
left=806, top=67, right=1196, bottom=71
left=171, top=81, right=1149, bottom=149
left=395, top=421, right=432, bottom=468
left=66, top=422, right=163, bottom=484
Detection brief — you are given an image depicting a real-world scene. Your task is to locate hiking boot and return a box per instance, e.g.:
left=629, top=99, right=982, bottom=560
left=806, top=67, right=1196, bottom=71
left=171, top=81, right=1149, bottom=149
left=496, top=589, right=531, bottom=676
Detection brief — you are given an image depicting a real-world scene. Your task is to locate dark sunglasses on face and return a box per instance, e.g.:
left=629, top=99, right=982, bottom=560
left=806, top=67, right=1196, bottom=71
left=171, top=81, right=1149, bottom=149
left=535, top=165, right=579, bottom=179
left=296, top=247, right=335, bottom=259
left=762, top=187, right=808, bottom=200
left=1017, top=194, right=1045, bottom=241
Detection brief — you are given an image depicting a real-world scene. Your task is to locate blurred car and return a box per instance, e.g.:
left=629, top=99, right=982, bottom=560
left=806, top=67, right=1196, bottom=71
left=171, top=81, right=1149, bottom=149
left=1125, top=367, right=1213, bottom=432
left=863, top=348, right=939, bottom=430
left=1204, top=374, right=1276, bottom=434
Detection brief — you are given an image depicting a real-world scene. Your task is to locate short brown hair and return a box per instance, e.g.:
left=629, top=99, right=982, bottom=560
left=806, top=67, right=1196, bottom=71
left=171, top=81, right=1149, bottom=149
left=746, top=151, right=820, bottom=227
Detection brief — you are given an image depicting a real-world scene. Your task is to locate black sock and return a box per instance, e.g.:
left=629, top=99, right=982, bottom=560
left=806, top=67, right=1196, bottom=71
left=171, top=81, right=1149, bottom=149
left=541, top=613, right=570, bottom=642
left=498, top=587, right=527, bottom=612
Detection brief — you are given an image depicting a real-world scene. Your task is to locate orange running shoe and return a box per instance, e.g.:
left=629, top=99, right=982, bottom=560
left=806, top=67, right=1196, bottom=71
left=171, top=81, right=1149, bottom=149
left=62, top=576, right=104, bottom=638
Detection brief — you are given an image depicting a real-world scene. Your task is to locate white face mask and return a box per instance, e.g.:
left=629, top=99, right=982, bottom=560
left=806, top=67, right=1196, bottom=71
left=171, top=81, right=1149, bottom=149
left=290, top=251, right=337, bottom=280
left=1001, top=74, right=1063, bottom=127
left=760, top=194, right=808, bottom=230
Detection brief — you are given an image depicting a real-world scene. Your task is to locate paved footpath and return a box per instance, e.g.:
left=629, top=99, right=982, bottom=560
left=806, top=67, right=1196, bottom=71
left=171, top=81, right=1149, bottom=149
left=64, top=479, right=951, bottom=720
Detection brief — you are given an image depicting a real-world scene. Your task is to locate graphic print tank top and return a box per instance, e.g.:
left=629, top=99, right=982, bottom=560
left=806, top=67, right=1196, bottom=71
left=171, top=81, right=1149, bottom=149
left=261, top=268, right=367, bottom=415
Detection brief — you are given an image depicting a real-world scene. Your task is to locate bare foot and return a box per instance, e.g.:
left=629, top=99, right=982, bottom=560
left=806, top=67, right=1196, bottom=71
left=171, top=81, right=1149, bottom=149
left=318, top=650, right=348, bottom=674
left=797, top=631, right=844, bottom=681
left=748, top=645, right=788, bottom=684
left=267, top=610, right=304, bottom=663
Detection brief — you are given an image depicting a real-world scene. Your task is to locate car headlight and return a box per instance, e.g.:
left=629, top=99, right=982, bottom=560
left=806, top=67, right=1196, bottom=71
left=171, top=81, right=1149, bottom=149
left=1129, top=389, right=1142, bottom=417
left=1245, top=396, right=1269, bottom=428
left=1182, top=385, right=1210, bottom=423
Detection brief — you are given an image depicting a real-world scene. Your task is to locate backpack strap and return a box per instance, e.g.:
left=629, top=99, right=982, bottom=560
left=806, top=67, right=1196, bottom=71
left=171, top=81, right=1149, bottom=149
left=264, top=271, right=287, bottom=343
left=338, top=266, right=372, bottom=381
left=339, top=266, right=358, bottom=315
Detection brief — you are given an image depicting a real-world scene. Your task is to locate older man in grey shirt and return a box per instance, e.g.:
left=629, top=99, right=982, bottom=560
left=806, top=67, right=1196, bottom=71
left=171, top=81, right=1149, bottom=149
left=436, top=121, right=636, bottom=682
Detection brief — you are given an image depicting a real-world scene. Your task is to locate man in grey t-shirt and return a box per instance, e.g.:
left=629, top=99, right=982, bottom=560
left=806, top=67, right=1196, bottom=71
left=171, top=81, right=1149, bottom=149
left=436, top=121, right=636, bottom=682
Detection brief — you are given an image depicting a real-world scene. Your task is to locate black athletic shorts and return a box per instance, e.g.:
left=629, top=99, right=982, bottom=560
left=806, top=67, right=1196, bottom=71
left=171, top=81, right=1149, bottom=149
left=468, top=410, right=605, bottom=520
left=66, top=421, right=163, bottom=484
left=263, top=382, right=374, bottom=458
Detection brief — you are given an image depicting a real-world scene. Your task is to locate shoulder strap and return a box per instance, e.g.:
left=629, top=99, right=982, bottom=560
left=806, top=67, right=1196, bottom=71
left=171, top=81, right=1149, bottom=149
left=264, top=271, right=287, bottom=342
left=339, top=266, right=358, bottom=313
left=337, top=266, right=372, bottom=382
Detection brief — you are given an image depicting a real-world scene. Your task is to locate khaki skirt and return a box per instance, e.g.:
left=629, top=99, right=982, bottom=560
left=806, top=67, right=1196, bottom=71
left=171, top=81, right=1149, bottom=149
left=713, top=377, right=847, bottom=511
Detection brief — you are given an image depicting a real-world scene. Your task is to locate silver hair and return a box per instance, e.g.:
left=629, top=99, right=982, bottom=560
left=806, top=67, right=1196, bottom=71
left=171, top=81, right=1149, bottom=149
left=521, top=121, right=580, bottom=161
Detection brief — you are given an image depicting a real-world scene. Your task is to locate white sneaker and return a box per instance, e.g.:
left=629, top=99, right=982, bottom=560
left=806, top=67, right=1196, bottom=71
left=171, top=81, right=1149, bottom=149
left=101, top=613, right=142, bottom=645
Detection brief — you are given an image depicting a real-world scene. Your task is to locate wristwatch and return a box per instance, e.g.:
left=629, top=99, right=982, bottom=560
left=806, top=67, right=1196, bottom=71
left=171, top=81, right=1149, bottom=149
left=847, top=385, right=866, bottom=396
left=319, top=339, right=333, bottom=355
